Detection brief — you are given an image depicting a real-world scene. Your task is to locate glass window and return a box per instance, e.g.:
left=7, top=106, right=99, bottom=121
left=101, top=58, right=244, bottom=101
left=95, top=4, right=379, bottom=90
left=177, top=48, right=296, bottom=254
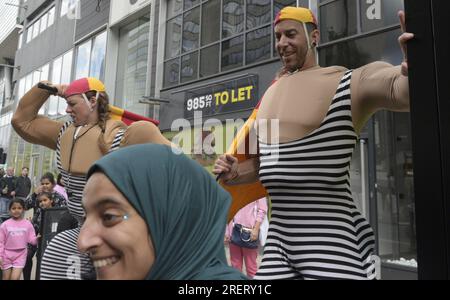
left=33, top=20, right=40, bottom=39
left=200, top=44, right=220, bottom=78
left=48, top=7, right=55, bottom=26
left=116, top=18, right=150, bottom=116
left=59, top=50, right=73, bottom=114
left=61, top=0, right=69, bottom=16
left=32, top=71, right=41, bottom=86
left=320, top=0, right=357, bottom=43
left=75, top=40, right=92, bottom=79
left=319, top=29, right=402, bottom=69
left=26, top=25, right=33, bottom=43
left=360, top=0, right=404, bottom=32
left=201, top=0, right=220, bottom=46
left=165, top=16, right=182, bottom=59
left=25, top=73, right=33, bottom=92
left=182, top=7, right=200, bottom=53
left=18, top=33, right=23, bottom=49
left=247, top=0, right=271, bottom=30
left=41, top=64, right=49, bottom=81
left=18, top=78, right=25, bottom=100
left=221, top=35, right=243, bottom=72
left=273, top=0, right=297, bottom=18
left=164, top=58, right=180, bottom=87
left=40, top=13, right=48, bottom=33
left=181, top=51, right=198, bottom=83
left=184, top=0, right=200, bottom=10
left=89, top=31, right=107, bottom=80
left=246, top=25, right=271, bottom=64
left=167, top=0, right=183, bottom=19
left=223, top=0, right=244, bottom=39
left=50, top=56, right=62, bottom=116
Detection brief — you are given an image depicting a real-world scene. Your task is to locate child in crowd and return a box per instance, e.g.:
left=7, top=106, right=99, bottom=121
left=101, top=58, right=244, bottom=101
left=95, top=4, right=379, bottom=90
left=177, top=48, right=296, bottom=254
left=0, top=199, right=38, bottom=280
left=23, top=192, right=55, bottom=280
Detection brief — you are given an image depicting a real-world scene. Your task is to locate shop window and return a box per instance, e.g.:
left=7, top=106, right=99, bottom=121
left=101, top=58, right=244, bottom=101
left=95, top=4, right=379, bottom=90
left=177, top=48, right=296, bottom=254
left=222, top=35, right=244, bottom=72
left=246, top=0, right=271, bottom=30
left=222, top=0, right=244, bottom=39
left=200, top=44, right=220, bottom=78
left=201, top=0, right=220, bottom=46
left=182, top=7, right=200, bottom=53
left=360, top=0, right=404, bottom=32
left=319, top=0, right=357, bottom=43
left=181, top=52, right=198, bottom=83
left=246, top=25, right=271, bottom=64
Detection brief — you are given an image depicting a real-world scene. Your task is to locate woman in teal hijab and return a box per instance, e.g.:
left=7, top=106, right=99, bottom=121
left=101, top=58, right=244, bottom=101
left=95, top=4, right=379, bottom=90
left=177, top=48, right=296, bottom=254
left=78, top=144, right=247, bottom=280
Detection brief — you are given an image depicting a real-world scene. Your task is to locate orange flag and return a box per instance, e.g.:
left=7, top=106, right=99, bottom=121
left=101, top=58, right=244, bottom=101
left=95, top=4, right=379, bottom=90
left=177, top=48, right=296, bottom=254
left=220, top=101, right=268, bottom=222
left=109, top=105, right=159, bottom=126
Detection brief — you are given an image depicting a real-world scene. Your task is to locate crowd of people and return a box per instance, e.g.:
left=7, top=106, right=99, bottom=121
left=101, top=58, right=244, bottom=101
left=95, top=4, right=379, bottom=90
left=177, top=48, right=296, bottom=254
left=0, top=6, right=414, bottom=280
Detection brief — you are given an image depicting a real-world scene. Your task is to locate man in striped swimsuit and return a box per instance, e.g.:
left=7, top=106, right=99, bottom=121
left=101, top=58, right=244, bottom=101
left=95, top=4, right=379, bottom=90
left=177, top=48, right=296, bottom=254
left=214, top=7, right=414, bottom=279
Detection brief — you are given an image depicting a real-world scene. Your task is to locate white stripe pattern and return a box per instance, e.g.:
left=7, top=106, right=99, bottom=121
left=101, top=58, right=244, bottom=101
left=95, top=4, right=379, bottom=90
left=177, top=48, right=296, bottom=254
left=39, top=124, right=125, bottom=280
left=255, top=71, right=376, bottom=280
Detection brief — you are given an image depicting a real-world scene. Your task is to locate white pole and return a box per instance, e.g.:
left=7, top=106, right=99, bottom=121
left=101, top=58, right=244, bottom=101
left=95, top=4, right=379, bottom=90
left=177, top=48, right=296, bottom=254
left=297, top=0, right=300, bottom=7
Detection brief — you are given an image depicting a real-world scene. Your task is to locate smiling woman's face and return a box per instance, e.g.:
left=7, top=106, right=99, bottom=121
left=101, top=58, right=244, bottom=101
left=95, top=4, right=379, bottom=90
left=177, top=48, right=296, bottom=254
left=78, top=172, right=155, bottom=280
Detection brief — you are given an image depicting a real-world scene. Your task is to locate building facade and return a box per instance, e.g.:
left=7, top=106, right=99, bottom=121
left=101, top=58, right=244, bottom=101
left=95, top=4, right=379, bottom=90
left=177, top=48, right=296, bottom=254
left=6, top=0, right=416, bottom=279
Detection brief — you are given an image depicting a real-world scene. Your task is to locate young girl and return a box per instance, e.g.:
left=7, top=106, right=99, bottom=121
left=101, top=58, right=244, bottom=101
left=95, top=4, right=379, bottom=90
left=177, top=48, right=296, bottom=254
left=0, top=199, right=38, bottom=280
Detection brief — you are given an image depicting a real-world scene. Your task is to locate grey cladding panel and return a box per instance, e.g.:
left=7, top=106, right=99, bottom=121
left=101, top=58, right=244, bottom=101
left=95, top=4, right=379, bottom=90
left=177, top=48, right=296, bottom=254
left=75, top=0, right=110, bottom=41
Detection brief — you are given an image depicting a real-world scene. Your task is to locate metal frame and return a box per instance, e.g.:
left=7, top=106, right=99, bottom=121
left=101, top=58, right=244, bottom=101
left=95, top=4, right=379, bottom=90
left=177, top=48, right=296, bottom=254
left=406, top=0, right=450, bottom=279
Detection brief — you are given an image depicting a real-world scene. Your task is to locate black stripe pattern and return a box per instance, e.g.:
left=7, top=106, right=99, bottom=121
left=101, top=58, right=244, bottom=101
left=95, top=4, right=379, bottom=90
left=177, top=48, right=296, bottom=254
left=255, top=71, right=376, bottom=280
left=39, top=124, right=125, bottom=280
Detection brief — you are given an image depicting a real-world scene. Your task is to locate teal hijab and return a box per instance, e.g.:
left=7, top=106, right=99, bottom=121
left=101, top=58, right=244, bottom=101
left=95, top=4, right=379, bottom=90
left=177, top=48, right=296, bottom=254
left=87, top=144, right=247, bottom=280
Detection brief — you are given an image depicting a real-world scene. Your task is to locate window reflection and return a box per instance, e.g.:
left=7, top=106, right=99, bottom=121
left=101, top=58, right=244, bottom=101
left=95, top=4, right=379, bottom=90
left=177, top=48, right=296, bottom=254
left=167, top=0, right=183, bottom=19
left=200, top=44, right=220, bottom=78
left=222, top=0, right=244, bottom=39
left=246, top=0, right=271, bottom=30
left=181, top=52, right=198, bottom=83
left=116, top=18, right=150, bottom=116
left=320, top=0, right=357, bottom=43
left=221, top=35, right=243, bottom=71
left=182, top=8, right=200, bottom=53
left=201, top=0, right=220, bottom=46
left=89, top=31, right=107, bottom=80
left=360, top=0, right=404, bottom=32
left=246, top=26, right=271, bottom=64
left=75, top=40, right=91, bottom=79
left=164, top=58, right=180, bottom=87
left=165, top=16, right=182, bottom=59
left=184, top=0, right=200, bottom=10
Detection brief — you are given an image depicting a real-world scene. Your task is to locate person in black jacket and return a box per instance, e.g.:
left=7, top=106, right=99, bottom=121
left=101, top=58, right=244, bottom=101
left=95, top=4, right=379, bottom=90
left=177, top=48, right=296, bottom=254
left=14, top=167, right=32, bottom=201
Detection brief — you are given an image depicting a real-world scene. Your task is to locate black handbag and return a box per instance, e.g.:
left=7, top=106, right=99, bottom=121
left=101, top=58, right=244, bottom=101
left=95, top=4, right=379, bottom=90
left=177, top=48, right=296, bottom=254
left=230, top=223, right=258, bottom=249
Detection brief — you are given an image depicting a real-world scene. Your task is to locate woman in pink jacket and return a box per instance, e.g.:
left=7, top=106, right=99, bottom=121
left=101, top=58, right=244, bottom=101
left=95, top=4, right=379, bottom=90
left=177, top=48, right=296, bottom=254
left=225, top=197, right=268, bottom=278
left=0, top=199, right=38, bottom=280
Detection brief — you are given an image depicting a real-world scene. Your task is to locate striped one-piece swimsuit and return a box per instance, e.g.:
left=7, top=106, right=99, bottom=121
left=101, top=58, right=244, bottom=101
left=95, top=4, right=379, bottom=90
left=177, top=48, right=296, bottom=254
left=255, top=71, right=376, bottom=280
left=39, top=122, right=125, bottom=280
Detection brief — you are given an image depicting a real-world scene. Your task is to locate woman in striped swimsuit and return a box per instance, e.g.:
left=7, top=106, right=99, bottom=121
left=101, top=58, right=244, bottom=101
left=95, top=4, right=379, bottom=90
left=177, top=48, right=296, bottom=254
left=213, top=7, right=413, bottom=279
left=12, top=77, right=172, bottom=279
